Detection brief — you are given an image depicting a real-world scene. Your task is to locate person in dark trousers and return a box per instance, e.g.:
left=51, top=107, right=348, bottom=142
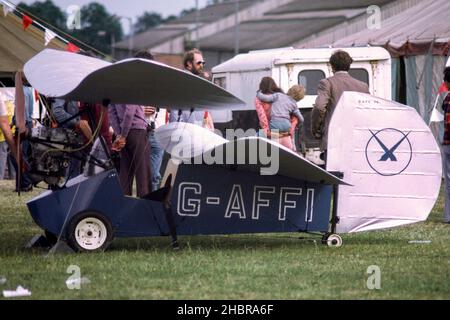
left=109, top=101, right=151, bottom=198
left=441, top=66, right=450, bottom=223
left=11, top=74, right=35, bottom=192
left=135, top=50, right=166, bottom=192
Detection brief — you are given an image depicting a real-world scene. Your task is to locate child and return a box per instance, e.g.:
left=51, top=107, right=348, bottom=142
left=257, top=85, right=305, bottom=134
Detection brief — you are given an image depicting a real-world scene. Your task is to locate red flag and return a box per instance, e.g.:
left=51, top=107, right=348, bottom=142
left=22, top=15, right=33, bottom=30
left=34, top=89, right=40, bottom=102
left=438, top=82, right=449, bottom=94
left=66, top=42, right=80, bottom=53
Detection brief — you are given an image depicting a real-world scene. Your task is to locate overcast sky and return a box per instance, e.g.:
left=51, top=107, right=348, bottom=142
left=20, top=0, right=209, bottom=33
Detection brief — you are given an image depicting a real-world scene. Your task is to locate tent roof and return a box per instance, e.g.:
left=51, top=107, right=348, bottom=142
left=166, top=0, right=257, bottom=25
left=333, top=0, right=450, bottom=56
left=266, top=0, right=394, bottom=15
left=199, top=17, right=346, bottom=52
left=115, top=26, right=187, bottom=50
left=0, top=4, right=67, bottom=72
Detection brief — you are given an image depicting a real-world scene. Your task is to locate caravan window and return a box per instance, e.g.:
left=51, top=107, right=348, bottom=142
left=213, top=77, right=226, bottom=89
left=349, top=68, right=369, bottom=86
left=298, top=70, right=326, bottom=95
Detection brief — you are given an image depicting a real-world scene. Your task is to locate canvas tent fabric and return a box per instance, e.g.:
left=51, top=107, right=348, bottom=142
left=0, top=3, right=66, bottom=73
left=266, top=0, right=394, bottom=15
left=333, top=0, right=450, bottom=57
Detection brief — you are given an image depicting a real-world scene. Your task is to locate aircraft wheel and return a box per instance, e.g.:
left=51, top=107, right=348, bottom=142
left=322, top=233, right=343, bottom=247
left=67, top=211, right=113, bottom=252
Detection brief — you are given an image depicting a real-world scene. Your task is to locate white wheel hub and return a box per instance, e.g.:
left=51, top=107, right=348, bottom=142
left=327, top=234, right=343, bottom=247
left=74, top=217, right=108, bottom=250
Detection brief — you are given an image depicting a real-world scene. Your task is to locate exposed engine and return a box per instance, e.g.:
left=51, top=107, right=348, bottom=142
left=28, top=126, right=85, bottom=187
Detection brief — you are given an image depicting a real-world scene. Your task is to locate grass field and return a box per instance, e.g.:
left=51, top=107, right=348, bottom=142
left=0, top=179, right=449, bottom=300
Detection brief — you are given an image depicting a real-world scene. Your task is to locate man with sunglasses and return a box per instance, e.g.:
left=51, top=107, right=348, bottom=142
left=185, top=48, right=206, bottom=76
left=169, top=49, right=214, bottom=130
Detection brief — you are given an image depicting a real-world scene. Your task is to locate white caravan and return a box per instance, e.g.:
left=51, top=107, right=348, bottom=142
left=212, top=47, right=392, bottom=161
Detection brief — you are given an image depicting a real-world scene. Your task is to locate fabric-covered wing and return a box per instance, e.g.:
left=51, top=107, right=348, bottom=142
left=24, top=49, right=245, bottom=110
left=155, top=122, right=228, bottom=159
left=204, top=137, right=349, bottom=185
left=24, top=49, right=110, bottom=98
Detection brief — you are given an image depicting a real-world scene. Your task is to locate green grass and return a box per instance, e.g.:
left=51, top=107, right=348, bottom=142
left=0, top=179, right=449, bottom=300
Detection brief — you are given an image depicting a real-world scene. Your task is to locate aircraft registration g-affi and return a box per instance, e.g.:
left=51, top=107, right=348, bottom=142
left=22, top=49, right=441, bottom=252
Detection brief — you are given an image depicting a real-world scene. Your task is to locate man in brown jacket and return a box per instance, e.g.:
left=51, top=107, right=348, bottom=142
left=311, top=50, right=370, bottom=162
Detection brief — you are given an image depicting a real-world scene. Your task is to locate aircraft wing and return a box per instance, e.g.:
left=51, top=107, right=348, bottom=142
left=156, top=122, right=349, bottom=185
left=24, top=49, right=246, bottom=110
left=205, top=136, right=350, bottom=185
left=155, top=122, right=228, bottom=158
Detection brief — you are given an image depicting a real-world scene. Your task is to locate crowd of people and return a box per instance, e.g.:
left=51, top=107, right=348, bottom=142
left=1, top=48, right=449, bottom=224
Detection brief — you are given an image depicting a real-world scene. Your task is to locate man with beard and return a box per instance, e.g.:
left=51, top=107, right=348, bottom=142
left=169, top=49, right=214, bottom=130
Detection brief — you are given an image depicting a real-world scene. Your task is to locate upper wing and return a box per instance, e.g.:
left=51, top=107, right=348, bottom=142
left=24, top=49, right=110, bottom=98
left=24, top=49, right=246, bottom=110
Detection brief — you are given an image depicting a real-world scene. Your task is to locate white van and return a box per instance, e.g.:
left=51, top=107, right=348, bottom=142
left=211, top=47, right=392, bottom=158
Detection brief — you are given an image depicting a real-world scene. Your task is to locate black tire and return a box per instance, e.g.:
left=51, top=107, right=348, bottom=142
left=321, top=233, right=330, bottom=245
left=66, top=211, right=113, bottom=253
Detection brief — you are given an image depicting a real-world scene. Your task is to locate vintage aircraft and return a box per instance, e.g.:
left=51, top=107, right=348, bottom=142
left=22, top=49, right=442, bottom=252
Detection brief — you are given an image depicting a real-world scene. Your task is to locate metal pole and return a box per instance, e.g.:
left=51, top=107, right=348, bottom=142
left=111, top=33, right=115, bottom=59
left=234, top=0, right=240, bottom=55
left=195, top=0, right=200, bottom=49
left=128, top=17, right=133, bottom=57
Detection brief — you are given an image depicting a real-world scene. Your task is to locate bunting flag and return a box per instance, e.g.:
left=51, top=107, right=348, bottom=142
left=2, top=1, right=15, bottom=17
left=34, top=89, right=40, bottom=102
left=66, top=42, right=80, bottom=53
left=438, top=82, right=449, bottom=94
left=22, top=14, right=33, bottom=30
left=429, top=103, right=444, bottom=123
left=429, top=83, right=448, bottom=124
left=44, top=28, right=56, bottom=46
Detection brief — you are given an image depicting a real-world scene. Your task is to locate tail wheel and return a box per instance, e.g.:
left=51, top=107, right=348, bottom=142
left=67, top=211, right=113, bottom=252
left=322, top=233, right=343, bottom=247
